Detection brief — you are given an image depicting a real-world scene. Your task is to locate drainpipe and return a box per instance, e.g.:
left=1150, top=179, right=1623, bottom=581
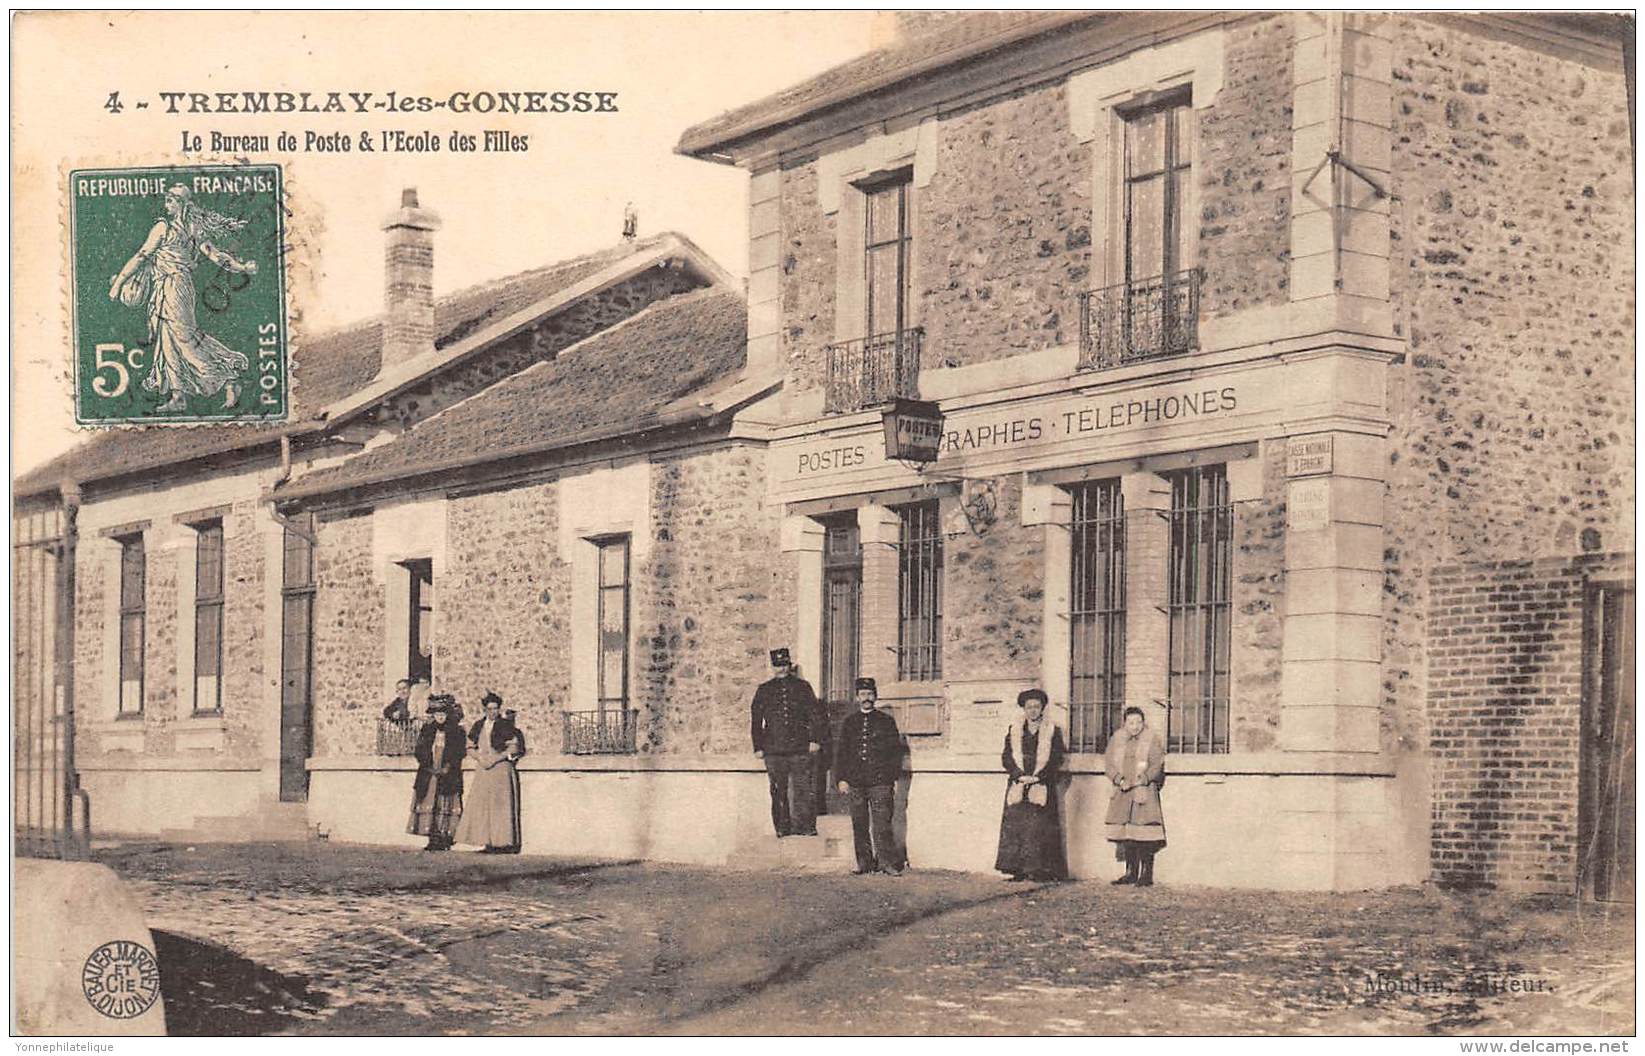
left=265, top=435, right=317, bottom=544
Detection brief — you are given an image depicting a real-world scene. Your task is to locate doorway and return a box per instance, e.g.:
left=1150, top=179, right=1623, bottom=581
left=1579, top=581, right=1634, bottom=902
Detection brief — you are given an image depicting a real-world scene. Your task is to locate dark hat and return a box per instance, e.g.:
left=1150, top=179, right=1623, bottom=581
left=854, top=677, right=877, bottom=693
left=1016, top=688, right=1049, bottom=708
left=481, top=690, right=504, bottom=708
left=425, top=694, right=454, bottom=714
left=770, top=647, right=792, bottom=666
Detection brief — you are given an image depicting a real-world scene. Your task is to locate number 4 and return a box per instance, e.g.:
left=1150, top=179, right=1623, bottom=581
left=105, top=92, right=124, bottom=114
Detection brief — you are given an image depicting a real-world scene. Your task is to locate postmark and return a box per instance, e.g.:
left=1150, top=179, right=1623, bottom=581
left=80, top=939, right=162, bottom=1019
left=69, top=164, right=289, bottom=425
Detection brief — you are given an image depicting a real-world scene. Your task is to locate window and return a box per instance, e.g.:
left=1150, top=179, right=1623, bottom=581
left=402, top=558, right=434, bottom=684
left=1085, top=91, right=1200, bottom=368
left=895, top=501, right=942, bottom=682
left=820, top=516, right=862, bottom=707
left=1166, top=465, right=1231, bottom=753
left=1068, top=481, right=1126, bottom=753
left=863, top=171, right=913, bottom=339
left=192, top=521, right=225, bottom=714
left=596, top=536, right=631, bottom=714
left=117, top=535, right=145, bottom=716
left=280, top=515, right=317, bottom=802
left=1122, top=93, right=1193, bottom=292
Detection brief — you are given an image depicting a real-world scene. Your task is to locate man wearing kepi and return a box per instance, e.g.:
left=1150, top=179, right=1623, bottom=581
left=835, top=677, right=906, bottom=876
left=751, top=647, right=827, bottom=837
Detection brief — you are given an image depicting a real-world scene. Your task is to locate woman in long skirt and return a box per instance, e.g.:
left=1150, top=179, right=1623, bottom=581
left=408, top=695, right=466, bottom=851
left=454, top=692, right=526, bottom=853
left=1104, top=706, right=1166, bottom=886
left=994, top=688, right=1069, bottom=882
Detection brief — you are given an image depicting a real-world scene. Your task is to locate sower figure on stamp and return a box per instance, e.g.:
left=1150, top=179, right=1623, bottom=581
left=108, top=184, right=256, bottom=413
left=1105, top=706, right=1167, bottom=886
left=408, top=694, right=466, bottom=852
left=750, top=647, right=826, bottom=837
left=835, top=677, right=906, bottom=876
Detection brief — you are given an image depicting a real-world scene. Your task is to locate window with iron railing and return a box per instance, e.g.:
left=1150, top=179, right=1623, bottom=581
left=193, top=521, right=225, bottom=715
left=895, top=501, right=943, bottom=682
left=562, top=709, right=638, bottom=755
left=596, top=535, right=631, bottom=717
left=401, top=558, right=434, bottom=684
left=117, top=534, right=145, bottom=717
left=1081, top=91, right=1200, bottom=369
left=826, top=171, right=921, bottom=414
left=1166, top=465, right=1232, bottom=753
left=1068, top=480, right=1126, bottom=753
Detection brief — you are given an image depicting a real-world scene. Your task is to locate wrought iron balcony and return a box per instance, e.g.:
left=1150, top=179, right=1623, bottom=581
left=376, top=717, right=425, bottom=757
left=561, top=709, right=639, bottom=755
left=824, top=328, right=923, bottom=415
left=1078, top=269, right=1202, bottom=370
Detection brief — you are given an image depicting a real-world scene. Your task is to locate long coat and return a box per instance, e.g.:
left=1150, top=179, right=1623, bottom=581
left=413, top=718, right=468, bottom=800
left=1103, top=726, right=1166, bottom=843
left=994, top=721, right=1069, bottom=880
left=750, top=673, right=826, bottom=755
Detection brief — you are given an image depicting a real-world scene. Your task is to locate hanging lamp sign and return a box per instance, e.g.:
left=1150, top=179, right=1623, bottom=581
left=881, top=398, right=944, bottom=462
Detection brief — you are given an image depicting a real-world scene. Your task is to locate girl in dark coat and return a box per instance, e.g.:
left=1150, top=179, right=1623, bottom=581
left=994, top=688, right=1070, bottom=882
left=407, top=695, right=466, bottom=851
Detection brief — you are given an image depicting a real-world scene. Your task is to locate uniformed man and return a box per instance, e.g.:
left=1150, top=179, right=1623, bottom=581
left=834, top=677, right=906, bottom=875
left=750, top=647, right=827, bottom=837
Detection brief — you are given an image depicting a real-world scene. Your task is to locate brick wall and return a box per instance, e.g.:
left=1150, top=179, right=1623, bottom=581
left=1426, top=554, right=1629, bottom=891
left=636, top=443, right=780, bottom=754
left=311, top=512, right=384, bottom=757
left=441, top=481, right=571, bottom=743
left=1382, top=15, right=1633, bottom=755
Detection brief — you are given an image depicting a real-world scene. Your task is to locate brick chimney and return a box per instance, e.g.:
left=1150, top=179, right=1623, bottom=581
left=381, top=187, right=440, bottom=367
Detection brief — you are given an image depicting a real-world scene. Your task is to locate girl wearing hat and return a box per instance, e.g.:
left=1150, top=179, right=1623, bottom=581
left=454, top=692, right=526, bottom=854
left=407, top=695, right=466, bottom=851
left=1104, top=706, right=1167, bottom=886
left=994, top=688, right=1069, bottom=882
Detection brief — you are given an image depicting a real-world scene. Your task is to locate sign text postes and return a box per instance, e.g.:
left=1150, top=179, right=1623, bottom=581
left=791, top=384, right=1239, bottom=478
left=70, top=164, right=289, bottom=426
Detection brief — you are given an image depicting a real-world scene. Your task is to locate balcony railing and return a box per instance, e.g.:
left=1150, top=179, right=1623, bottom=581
left=377, top=717, right=425, bottom=757
left=824, top=328, right=923, bottom=414
left=561, top=709, right=639, bottom=755
left=1078, top=269, right=1201, bottom=370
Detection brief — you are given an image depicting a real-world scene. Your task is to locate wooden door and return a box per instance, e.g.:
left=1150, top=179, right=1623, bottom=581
left=1580, top=583, right=1634, bottom=902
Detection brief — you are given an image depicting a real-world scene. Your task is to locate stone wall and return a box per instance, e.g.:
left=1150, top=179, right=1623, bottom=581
left=941, top=476, right=1043, bottom=684
left=636, top=443, right=781, bottom=754
left=774, top=14, right=1298, bottom=405
left=440, top=481, right=572, bottom=743
left=1230, top=441, right=1286, bottom=752
left=1426, top=554, right=1630, bottom=891
left=311, top=512, right=384, bottom=757
left=217, top=502, right=268, bottom=760
left=1197, top=14, right=1294, bottom=318
left=1382, top=16, right=1634, bottom=759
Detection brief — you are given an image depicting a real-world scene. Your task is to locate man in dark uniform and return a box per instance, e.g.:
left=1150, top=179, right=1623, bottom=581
left=751, top=647, right=826, bottom=837
left=835, top=677, right=906, bottom=875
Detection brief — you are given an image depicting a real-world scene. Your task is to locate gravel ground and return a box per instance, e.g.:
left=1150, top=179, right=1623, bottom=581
left=94, top=841, right=1634, bottom=1037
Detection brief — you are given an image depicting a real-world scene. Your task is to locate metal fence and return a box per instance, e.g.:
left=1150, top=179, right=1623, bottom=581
left=561, top=709, right=639, bottom=755
left=376, top=717, right=426, bottom=756
left=1078, top=269, right=1201, bottom=370
left=824, top=328, right=923, bottom=414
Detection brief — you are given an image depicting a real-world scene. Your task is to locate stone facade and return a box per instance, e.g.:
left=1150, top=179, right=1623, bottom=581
left=942, top=476, right=1043, bottom=686
left=1229, top=440, right=1286, bottom=753
left=311, top=511, right=385, bottom=758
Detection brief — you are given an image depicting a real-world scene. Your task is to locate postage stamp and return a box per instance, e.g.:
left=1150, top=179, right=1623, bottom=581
left=68, top=164, right=289, bottom=425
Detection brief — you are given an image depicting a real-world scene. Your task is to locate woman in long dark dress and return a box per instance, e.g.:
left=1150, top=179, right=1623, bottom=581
left=407, top=695, right=466, bottom=851
left=994, top=688, right=1069, bottom=882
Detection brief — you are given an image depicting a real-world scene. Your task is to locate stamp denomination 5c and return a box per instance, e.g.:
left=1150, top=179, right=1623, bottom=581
left=69, top=164, right=289, bottom=425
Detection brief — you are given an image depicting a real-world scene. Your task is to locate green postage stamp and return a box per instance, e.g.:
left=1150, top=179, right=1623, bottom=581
left=69, top=164, right=289, bottom=424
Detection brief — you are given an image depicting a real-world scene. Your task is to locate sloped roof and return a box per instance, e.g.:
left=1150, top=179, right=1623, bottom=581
left=276, top=289, right=750, bottom=502
left=676, top=10, right=1092, bottom=157
left=15, top=234, right=698, bottom=499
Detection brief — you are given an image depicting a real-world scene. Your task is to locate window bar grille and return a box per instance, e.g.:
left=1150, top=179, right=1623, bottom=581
left=1068, top=481, right=1126, bottom=753
left=1166, top=465, right=1232, bottom=753
left=896, top=501, right=942, bottom=682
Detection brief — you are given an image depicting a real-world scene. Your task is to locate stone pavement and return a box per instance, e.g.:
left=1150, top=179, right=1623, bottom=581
left=92, top=842, right=1634, bottom=1036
